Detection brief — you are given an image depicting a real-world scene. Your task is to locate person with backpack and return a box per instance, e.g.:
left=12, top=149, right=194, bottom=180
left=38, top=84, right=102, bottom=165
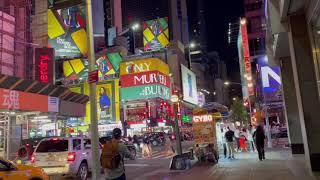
left=102, top=128, right=133, bottom=180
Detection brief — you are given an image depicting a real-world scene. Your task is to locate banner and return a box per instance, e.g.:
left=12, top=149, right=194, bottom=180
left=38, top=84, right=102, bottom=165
left=181, top=64, right=198, bottom=105
left=143, top=17, right=169, bottom=51
left=35, top=48, right=54, bottom=83
left=84, top=80, right=120, bottom=123
left=121, top=71, right=171, bottom=88
left=0, top=88, right=58, bottom=112
left=48, top=2, right=87, bottom=58
left=121, top=85, right=171, bottom=101
left=120, top=58, right=169, bottom=76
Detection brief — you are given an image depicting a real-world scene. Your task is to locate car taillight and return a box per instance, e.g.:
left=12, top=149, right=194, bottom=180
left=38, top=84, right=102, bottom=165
left=67, top=152, right=76, bottom=162
left=31, top=154, right=36, bottom=163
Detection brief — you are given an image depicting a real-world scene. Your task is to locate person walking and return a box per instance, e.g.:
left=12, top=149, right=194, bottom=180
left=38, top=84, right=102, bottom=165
left=220, top=128, right=227, bottom=158
left=234, top=127, right=240, bottom=152
left=164, top=134, right=174, bottom=156
left=247, top=125, right=255, bottom=152
left=225, top=127, right=235, bottom=159
left=253, top=125, right=266, bottom=161
left=239, top=129, right=248, bottom=152
left=132, top=135, right=140, bottom=152
left=102, top=128, right=133, bottom=180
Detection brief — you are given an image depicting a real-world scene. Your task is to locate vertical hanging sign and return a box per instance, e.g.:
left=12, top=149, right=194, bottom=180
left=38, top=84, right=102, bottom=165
left=35, top=48, right=54, bottom=83
left=241, top=20, right=254, bottom=96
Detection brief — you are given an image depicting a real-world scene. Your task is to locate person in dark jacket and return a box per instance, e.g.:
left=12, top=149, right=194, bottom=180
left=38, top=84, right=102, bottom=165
left=253, top=125, right=266, bottom=161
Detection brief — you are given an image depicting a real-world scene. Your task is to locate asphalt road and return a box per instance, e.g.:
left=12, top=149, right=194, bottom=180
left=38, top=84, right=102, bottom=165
left=50, top=141, right=195, bottom=180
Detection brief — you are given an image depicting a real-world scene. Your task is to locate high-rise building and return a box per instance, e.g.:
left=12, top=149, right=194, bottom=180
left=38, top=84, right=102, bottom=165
left=244, top=0, right=266, bottom=58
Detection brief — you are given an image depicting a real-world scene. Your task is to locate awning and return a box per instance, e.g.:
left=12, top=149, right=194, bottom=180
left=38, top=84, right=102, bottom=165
left=0, top=74, right=89, bottom=104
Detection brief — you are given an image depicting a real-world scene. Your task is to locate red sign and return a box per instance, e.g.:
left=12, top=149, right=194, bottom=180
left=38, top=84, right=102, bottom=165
left=88, top=70, right=98, bottom=84
left=0, top=88, right=49, bottom=112
left=35, top=48, right=54, bottom=83
left=121, top=70, right=171, bottom=88
left=241, top=21, right=254, bottom=96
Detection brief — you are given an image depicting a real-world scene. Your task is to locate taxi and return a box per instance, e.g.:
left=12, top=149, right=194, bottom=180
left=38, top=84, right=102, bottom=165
left=0, top=157, right=48, bottom=180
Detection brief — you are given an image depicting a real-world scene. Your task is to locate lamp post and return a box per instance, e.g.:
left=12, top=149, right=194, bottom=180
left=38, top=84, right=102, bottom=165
left=171, top=94, right=182, bottom=155
left=131, top=23, right=139, bottom=53
left=85, top=0, right=100, bottom=179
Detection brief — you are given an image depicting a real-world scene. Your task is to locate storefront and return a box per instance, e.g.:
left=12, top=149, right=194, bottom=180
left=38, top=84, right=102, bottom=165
left=120, top=57, right=173, bottom=134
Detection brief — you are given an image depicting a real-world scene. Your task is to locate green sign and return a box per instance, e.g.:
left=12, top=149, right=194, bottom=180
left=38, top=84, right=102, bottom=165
left=182, top=115, right=191, bottom=123
left=121, top=84, right=171, bottom=101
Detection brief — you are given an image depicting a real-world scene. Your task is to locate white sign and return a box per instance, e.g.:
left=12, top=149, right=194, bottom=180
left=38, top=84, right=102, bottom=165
left=181, top=64, right=198, bottom=105
left=2, top=89, right=19, bottom=109
left=261, top=66, right=281, bottom=88
left=98, top=123, right=122, bottom=132
left=193, top=115, right=213, bottom=123
left=48, top=96, right=59, bottom=112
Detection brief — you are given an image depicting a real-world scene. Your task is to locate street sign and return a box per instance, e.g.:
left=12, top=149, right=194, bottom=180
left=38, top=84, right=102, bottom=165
left=88, top=70, right=98, bottom=84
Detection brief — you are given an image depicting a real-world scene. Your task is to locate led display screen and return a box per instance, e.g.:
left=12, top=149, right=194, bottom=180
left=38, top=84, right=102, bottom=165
left=143, top=17, right=169, bottom=51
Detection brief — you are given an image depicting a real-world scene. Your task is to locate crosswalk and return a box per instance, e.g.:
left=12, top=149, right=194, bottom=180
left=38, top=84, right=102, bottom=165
left=136, top=149, right=175, bottom=160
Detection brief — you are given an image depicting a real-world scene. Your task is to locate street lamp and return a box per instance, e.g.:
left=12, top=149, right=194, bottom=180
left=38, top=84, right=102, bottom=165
left=131, top=23, right=140, bottom=53
left=232, top=97, right=237, bottom=101
left=224, top=81, right=230, bottom=86
left=171, top=94, right=182, bottom=156
left=240, top=18, right=246, bottom=25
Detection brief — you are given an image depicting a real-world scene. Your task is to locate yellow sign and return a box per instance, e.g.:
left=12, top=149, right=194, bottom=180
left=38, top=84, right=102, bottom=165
left=84, top=80, right=120, bottom=124
left=192, top=120, right=216, bottom=145
left=120, top=58, right=169, bottom=76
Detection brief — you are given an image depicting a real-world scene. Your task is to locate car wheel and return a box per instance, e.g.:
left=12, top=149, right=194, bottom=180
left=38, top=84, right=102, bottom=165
left=77, top=162, right=88, bottom=180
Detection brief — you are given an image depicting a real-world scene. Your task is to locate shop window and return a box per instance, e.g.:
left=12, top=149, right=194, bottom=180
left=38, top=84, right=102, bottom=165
left=73, top=139, right=81, bottom=151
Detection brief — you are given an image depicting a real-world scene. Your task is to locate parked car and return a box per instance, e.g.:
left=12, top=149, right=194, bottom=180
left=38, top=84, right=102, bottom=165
left=99, top=136, right=136, bottom=160
left=31, top=137, right=101, bottom=180
left=143, top=132, right=166, bottom=146
left=0, top=157, right=49, bottom=180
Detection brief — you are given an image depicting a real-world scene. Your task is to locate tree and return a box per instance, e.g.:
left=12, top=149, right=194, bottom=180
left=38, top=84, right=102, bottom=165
left=229, top=99, right=249, bottom=126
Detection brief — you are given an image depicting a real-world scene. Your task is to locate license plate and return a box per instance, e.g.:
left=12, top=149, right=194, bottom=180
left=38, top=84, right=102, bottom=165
left=46, top=156, right=55, bottom=161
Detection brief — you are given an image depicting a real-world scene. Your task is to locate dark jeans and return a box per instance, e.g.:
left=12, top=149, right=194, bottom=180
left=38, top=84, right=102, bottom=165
left=235, top=137, right=240, bottom=150
left=109, top=173, right=126, bottom=180
left=223, top=143, right=227, bottom=157
left=257, top=146, right=265, bottom=160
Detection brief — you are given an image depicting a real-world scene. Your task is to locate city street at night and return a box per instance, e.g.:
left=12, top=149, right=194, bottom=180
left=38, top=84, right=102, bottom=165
left=2, top=0, right=320, bottom=180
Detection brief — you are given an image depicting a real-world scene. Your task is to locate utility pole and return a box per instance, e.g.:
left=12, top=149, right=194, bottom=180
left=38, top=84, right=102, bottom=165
left=85, top=0, right=100, bottom=179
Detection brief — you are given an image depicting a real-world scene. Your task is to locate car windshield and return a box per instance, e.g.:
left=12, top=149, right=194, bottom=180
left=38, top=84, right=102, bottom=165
left=36, top=139, right=68, bottom=153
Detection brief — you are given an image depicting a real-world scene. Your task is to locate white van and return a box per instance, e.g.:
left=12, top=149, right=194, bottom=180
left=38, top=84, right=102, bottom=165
left=31, top=137, right=101, bottom=180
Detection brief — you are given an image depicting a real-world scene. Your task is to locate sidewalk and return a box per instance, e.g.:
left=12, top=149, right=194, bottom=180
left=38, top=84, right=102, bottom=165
left=140, top=149, right=319, bottom=180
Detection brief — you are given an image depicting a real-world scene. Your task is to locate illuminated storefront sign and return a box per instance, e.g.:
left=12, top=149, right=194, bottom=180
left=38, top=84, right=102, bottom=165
left=240, top=20, right=254, bottom=96
left=121, top=85, right=171, bottom=101
left=181, top=64, right=198, bottom=105
left=121, top=71, right=171, bottom=88
left=35, top=48, right=54, bottom=83
left=192, top=114, right=213, bottom=123
left=0, top=88, right=58, bottom=112
left=120, top=58, right=169, bottom=76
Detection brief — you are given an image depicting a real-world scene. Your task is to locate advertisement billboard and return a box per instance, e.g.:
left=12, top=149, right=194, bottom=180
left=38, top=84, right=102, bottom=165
left=120, top=58, right=169, bottom=76
left=258, top=56, right=282, bottom=103
left=96, top=52, right=122, bottom=78
left=35, top=48, right=55, bottom=83
left=120, top=58, right=171, bottom=101
left=181, top=64, right=198, bottom=105
left=143, top=17, right=169, bottom=51
left=47, top=1, right=87, bottom=58
left=84, top=80, right=120, bottom=123
left=240, top=20, right=254, bottom=96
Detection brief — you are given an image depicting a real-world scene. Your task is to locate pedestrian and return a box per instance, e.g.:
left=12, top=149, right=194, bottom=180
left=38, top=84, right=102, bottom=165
left=102, top=128, right=133, bottom=180
left=195, top=144, right=204, bottom=162
left=133, top=135, right=140, bottom=151
left=239, top=129, right=248, bottom=152
left=247, top=125, right=255, bottom=152
left=225, top=127, right=235, bottom=159
left=220, top=128, right=227, bottom=158
left=142, top=135, right=151, bottom=158
left=253, top=125, right=266, bottom=161
left=165, top=134, right=174, bottom=156
left=234, top=127, right=240, bottom=152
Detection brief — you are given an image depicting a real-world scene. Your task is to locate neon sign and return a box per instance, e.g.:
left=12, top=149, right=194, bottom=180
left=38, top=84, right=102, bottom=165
left=35, top=48, right=54, bottom=83
left=39, top=55, right=49, bottom=83
left=193, top=115, right=213, bottom=123
left=241, top=20, right=254, bottom=96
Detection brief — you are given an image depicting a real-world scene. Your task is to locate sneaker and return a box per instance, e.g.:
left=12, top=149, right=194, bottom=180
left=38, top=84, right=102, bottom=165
left=228, top=156, right=231, bottom=159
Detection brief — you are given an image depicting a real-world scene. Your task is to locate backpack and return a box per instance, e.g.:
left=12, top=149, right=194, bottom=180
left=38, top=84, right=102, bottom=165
left=101, top=139, right=121, bottom=169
